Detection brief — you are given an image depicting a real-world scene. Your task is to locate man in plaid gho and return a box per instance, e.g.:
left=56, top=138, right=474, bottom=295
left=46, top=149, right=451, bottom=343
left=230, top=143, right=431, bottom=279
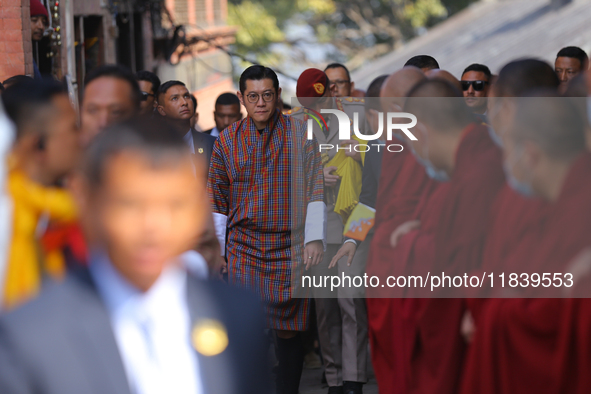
left=208, top=65, right=326, bottom=394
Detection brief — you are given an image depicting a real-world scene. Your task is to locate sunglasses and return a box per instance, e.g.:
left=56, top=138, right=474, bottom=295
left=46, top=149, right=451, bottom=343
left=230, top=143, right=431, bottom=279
left=461, top=80, right=488, bottom=91
left=141, top=91, right=155, bottom=101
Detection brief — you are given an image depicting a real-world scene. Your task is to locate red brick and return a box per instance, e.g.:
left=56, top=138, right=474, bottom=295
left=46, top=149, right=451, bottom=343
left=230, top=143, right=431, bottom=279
left=5, top=41, right=23, bottom=54
left=4, top=18, right=22, bottom=31
left=0, top=43, right=5, bottom=53
left=6, top=52, right=25, bottom=65
left=0, top=19, right=4, bottom=31
left=22, top=4, right=30, bottom=20
left=22, top=28, right=31, bottom=41
left=4, top=30, right=23, bottom=42
left=2, top=6, right=22, bottom=19
left=1, top=0, right=23, bottom=6
left=0, top=64, right=25, bottom=79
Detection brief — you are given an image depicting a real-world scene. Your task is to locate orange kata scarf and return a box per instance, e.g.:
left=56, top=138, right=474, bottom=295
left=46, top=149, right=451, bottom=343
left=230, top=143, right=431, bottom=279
left=4, top=169, right=77, bottom=309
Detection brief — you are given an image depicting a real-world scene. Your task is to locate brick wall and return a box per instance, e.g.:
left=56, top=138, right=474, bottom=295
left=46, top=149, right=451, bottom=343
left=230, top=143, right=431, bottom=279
left=0, top=0, right=34, bottom=82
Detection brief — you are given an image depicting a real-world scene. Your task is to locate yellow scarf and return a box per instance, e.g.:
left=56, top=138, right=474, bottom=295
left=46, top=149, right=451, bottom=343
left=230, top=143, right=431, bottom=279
left=326, top=136, right=366, bottom=221
left=4, top=169, right=77, bottom=309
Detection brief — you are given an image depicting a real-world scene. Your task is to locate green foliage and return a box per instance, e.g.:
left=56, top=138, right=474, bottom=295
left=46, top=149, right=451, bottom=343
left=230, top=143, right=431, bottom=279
left=405, top=0, right=448, bottom=28
left=228, top=0, right=477, bottom=66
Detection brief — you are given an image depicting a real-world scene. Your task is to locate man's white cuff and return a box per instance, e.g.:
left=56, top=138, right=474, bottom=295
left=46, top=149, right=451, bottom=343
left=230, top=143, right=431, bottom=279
left=212, top=212, right=227, bottom=256
left=344, top=239, right=357, bottom=246
left=305, top=201, right=327, bottom=251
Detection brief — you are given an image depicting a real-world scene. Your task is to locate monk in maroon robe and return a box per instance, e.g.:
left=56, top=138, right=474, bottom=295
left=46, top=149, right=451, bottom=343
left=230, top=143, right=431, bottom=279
left=364, top=68, right=438, bottom=392
left=397, top=79, right=505, bottom=394
left=461, top=94, right=591, bottom=394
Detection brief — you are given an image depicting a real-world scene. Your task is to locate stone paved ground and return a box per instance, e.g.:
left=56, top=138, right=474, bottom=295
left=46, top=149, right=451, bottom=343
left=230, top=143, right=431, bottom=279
left=299, top=362, right=378, bottom=394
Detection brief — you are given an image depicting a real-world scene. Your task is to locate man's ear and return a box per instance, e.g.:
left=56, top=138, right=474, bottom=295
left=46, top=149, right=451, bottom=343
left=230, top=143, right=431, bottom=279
left=157, top=105, right=166, bottom=117
left=237, top=91, right=245, bottom=107
left=350, top=81, right=355, bottom=92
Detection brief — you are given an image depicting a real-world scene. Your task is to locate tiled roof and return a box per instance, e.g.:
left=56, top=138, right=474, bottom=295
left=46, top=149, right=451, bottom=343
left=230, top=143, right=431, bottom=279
left=352, top=0, right=591, bottom=88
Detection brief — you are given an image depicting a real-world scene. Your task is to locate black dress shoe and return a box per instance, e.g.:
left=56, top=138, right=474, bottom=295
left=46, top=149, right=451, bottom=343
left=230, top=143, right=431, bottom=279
left=343, top=381, right=363, bottom=394
left=327, top=386, right=344, bottom=394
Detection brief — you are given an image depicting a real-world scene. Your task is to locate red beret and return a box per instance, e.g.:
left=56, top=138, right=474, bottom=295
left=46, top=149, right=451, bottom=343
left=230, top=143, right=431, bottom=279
left=30, top=0, right=49, bottom=18
left=296, top=68, right=329, bottom=105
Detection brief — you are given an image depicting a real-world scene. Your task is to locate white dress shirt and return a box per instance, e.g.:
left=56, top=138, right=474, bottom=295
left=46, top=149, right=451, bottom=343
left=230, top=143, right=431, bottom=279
left=210, top=127, right=220, bottom=138
left=89, top=253, right=202, bottom=394
left=184, top=130, right=195, bottom=154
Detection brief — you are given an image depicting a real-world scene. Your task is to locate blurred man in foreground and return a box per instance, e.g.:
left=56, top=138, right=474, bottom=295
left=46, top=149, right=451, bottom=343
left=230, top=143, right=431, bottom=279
left=1, top=79, right=81, bottom=309
left=0, top=117, right=270, bottom=394
left=461, top=95, right=591, bottom=394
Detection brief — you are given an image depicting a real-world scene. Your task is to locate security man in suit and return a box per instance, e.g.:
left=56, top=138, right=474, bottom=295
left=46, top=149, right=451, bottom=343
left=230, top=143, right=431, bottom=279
left=0, top=117, right=270, bottom=394
left=289, top=68, right=369, bottom=394
left=157, top=81, right=216, bottom=170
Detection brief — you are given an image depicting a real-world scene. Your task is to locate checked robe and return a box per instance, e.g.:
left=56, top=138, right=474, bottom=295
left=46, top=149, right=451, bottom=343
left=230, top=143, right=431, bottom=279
left=208, top=110, right=325, bottom=331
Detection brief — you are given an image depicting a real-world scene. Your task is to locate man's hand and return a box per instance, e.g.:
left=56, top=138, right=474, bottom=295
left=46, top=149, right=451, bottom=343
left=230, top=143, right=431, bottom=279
left=304, top=240, right=324, bottom=270
left=340, top=140, right=362, bottom=162
left=323, top=166, right=340, bottom=188
left=328, top=242, right=357, bottom=269
left=461, top=311, right=476, bottom=343
left=390, top=220, right=421, bottom=248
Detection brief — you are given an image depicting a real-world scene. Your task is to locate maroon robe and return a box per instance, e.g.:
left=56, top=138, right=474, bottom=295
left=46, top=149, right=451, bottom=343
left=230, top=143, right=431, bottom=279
left=383, top=181, right=451, bottom=394
left=465, top=185, right=549, bottom=323
left=408, top=123, right=505, bottom=394
left=366, top=146, right=437, bottom=392
left=461, top=152, right=591, bottom=394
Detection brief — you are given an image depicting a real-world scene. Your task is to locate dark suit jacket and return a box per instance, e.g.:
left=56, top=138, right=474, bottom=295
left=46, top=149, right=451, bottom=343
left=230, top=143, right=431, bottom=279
left=0, top=268, right=270, bottom=394
left=192, top=128, right=216, bottom=171
left=359, top=148, right=382, bottom=209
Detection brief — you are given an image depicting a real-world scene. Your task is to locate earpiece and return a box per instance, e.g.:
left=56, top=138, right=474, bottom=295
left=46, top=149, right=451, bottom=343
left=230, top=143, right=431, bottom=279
left=36, top=135, right=46, bottom=151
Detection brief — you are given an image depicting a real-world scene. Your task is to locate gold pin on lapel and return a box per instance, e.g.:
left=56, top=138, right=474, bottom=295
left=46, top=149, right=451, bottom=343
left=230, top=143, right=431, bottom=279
left=192, top=319, right=228, bottom=356
left=198, top=148, right=204, bottom=154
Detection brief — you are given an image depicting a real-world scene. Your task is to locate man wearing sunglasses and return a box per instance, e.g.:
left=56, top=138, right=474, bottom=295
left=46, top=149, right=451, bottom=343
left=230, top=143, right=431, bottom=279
left=136, top=70, right=161, bottom=116
left=460, top=63, right=491, bottom=117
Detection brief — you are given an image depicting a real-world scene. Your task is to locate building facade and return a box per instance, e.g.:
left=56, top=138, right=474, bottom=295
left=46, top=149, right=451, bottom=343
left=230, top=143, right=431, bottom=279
left=1, top=0, right=236, bottom=130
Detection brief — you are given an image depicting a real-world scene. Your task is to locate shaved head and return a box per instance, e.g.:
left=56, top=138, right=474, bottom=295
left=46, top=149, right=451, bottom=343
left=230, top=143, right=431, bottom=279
left=511, top=95, right=586, bottom=161
left=380, top=67, right=426, bottom=110
left=496, top=59, right=559, bottom=97
left=405, top=79, right=474, bottom=132
left=426, top=69, right=462, bottom=91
